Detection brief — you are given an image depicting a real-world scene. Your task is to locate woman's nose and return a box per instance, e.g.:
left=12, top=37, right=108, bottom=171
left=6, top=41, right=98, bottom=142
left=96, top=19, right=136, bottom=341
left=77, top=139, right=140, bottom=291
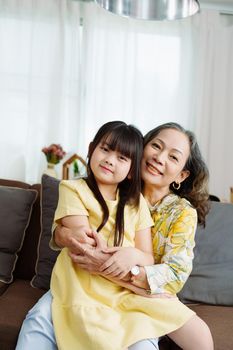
left=153, top=152, right=165, bottom=165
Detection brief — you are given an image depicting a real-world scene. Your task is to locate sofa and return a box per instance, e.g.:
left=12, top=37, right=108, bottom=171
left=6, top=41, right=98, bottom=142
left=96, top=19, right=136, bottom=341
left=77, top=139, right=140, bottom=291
left=0, top=175, right=233, bottom=350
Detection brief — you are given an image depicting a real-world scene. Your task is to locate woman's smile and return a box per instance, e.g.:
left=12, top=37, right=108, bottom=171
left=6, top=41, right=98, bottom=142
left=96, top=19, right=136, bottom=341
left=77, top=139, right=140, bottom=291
left=146, top=161, right=163, bottom=176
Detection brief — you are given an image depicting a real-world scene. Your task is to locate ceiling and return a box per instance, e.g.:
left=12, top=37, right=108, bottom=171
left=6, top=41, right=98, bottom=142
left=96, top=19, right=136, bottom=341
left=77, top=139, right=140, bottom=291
left=200, top=0, right=233, bottom=11
left=81, top=1, right=233, bottom=12
left=201, top=0, right=233, bottom=4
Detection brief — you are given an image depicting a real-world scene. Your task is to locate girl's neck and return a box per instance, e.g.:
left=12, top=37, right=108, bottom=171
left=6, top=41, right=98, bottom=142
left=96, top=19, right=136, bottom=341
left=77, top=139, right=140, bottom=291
left=98, top=183, right=117, bottom=201
left=143, top=184, right=170, bottom=207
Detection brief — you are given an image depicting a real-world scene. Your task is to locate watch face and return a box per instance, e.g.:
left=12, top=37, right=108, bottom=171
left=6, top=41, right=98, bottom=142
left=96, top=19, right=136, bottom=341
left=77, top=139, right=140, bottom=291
left=131, top=265, right=140, bottom=276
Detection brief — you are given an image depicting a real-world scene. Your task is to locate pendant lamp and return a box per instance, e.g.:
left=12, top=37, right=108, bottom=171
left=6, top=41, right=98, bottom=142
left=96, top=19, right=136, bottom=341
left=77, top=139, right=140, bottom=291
left=94, top=0, right=200, bottom=20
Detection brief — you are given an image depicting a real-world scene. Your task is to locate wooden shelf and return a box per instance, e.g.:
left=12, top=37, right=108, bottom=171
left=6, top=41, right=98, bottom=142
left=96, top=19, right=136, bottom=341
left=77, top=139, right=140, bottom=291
left=62, top=154, right=87, bottom=180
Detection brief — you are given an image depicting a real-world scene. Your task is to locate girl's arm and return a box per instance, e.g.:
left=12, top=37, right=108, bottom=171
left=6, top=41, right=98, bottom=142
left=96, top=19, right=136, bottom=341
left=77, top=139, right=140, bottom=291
left=51, top=180, right=96, bottom=252
left=59, top=215, right=96, bottom=254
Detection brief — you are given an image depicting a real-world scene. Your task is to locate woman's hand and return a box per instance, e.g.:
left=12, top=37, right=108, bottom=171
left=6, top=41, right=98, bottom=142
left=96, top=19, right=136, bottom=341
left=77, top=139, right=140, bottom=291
left=99, top=247, right=139, bottom=279
left=68, top=232, right=112, bottom=274
left=54, top=224, right=96, bottom=252
left=130, top=267, right=150, bottom=289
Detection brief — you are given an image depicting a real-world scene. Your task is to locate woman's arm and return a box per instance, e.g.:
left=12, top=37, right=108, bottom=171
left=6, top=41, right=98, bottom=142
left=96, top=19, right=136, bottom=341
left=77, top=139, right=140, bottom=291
left=53, top=223, right=96, bottom=251
left=105, top=276, right=174, bottom=299
left=65, top=207, right=196, bottom=296
left=67, top=232, right=174, bottom=298
left=141, top=207, right=197, bottom=295
left=99, top=206, right=197, bottom=294
left=98, top=227, right=154, bottom=279
left=70, top=245, right=173, bottom=299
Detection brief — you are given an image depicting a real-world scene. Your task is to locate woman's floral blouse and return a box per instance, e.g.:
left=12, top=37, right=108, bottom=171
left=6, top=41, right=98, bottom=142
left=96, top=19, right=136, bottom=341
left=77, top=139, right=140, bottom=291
left=145, top=193, right=197, bottom=295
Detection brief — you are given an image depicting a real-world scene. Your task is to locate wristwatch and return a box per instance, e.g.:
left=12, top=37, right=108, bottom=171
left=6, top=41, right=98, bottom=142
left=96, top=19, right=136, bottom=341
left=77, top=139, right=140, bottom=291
left=131, top=265, right=140, bottom=276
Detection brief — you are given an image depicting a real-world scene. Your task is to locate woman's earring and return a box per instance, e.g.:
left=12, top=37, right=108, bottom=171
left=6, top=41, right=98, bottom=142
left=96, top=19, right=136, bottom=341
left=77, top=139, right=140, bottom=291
left=172, top=182, right=181, bottom=190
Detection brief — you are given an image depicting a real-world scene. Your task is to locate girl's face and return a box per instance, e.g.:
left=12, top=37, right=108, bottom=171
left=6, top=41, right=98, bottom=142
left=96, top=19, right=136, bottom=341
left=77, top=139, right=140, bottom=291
left=141, top=128, right=190, bottom=193
left=90, top=139, right=132, bottom=188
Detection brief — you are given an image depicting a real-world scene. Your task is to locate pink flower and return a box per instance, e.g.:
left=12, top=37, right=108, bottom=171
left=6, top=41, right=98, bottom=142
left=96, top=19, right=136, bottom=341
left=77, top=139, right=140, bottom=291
left=42, top=144, right=66, bottom=164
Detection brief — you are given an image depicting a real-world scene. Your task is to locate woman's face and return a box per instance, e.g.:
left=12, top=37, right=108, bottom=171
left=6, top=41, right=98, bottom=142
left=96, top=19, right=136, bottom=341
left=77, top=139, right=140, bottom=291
left=141, top=128, right=190, bottom=192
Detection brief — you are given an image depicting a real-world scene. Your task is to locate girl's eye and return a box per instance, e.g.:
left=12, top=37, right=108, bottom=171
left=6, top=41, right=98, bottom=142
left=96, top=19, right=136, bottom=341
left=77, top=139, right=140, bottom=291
left=100, top=146, right=109, bottom=152
left=119, top=155, right=128, bottom=161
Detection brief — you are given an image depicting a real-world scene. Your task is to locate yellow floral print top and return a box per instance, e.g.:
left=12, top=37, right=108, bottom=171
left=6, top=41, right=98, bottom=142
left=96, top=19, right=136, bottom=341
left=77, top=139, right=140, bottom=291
left=145, top=193, right=197, bottom=295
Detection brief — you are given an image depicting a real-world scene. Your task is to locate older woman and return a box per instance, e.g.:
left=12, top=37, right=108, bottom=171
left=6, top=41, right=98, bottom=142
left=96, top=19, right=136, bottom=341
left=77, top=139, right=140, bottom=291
left=16, top=122, right=213, bottom=350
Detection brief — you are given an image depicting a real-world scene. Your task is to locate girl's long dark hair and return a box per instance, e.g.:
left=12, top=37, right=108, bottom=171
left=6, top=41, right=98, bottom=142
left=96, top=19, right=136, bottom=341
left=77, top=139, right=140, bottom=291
left=86, top=121, right=143, bottom=246
left=144, top=122, right=210, bottom=226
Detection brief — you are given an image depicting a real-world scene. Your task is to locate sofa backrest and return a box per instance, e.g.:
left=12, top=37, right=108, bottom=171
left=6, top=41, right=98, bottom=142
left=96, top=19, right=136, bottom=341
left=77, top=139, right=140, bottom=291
left=179, top=201, right=233, bottom=306
left=0, top=179, right=41, bottom=281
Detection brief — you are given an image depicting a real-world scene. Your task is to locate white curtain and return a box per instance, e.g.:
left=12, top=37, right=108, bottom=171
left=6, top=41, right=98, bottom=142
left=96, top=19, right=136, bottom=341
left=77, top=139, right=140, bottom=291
left=192, top=11, right=233, bottom=200
left=0, top=1, right=232, bottom=200
left=76, top=4, right=233, bottom=200
left=80, top=3, right=196, bottom=146
left=0, top=0, right=82, bottom=182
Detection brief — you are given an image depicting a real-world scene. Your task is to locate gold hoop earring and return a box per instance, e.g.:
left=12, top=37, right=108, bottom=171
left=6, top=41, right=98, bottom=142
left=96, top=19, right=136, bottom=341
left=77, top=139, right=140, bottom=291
left=172, top=182, right=181, bottom=190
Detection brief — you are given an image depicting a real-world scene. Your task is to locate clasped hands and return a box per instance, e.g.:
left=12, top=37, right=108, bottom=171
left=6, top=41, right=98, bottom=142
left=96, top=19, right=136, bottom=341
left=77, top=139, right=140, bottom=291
left=57, top=225, right=137, bottom=281
left=55, top=225, right=174, bottom=298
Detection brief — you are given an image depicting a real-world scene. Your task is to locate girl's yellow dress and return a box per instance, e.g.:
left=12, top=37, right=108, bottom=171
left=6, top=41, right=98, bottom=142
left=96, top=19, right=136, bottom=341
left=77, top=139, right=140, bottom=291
left=51, top=179, right=196, bottom=350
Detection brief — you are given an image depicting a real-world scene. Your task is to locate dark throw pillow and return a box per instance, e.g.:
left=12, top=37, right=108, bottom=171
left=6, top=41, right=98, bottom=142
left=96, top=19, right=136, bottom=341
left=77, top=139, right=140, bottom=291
left=178, top=202, right=233, bottom=306
left=0, top=186, right=37, bottom=284
left=31, top=174, right=60, bottom=290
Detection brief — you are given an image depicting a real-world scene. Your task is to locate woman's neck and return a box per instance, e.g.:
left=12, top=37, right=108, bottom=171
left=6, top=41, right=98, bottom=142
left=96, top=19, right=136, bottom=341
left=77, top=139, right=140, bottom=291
left=143, top=184, right=170, bottom=207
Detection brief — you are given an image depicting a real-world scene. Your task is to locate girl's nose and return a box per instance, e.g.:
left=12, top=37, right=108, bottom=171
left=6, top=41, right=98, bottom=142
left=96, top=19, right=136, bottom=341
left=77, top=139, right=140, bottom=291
left=104, top=155, right=114, bottom=166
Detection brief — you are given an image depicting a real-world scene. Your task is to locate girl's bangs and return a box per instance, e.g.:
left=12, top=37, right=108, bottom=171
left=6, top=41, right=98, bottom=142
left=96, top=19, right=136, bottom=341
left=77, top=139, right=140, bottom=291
left=102, top=130, right=136, bottom=159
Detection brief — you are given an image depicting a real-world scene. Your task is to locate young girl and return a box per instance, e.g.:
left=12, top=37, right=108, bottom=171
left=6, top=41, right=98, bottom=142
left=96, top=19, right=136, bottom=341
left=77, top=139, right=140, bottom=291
left=50, top=121, right=159, bottom=349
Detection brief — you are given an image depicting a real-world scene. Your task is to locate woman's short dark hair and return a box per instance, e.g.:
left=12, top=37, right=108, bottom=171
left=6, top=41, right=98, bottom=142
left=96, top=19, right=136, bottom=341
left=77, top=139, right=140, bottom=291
left=144, top=122, right=210, bottom=226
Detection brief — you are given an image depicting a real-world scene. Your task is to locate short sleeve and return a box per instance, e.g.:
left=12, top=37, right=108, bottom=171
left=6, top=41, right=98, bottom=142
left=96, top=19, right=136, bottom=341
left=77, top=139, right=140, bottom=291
left=135, top=194, right=154, bottom=231
left=54, top=180, right=88, bottom=224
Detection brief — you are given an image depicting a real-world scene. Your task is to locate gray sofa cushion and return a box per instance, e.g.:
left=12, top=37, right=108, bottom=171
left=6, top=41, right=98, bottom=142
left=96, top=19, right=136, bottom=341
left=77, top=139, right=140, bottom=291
left=178, top=202, right=233, bottom=306
left=0, top=186, right=37, bottom=283
left=31, top=175, right=60, bottom=290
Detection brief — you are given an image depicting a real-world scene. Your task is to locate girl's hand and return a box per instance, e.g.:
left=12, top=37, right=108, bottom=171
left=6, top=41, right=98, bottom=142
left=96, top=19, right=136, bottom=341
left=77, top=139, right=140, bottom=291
left=99, top=247, right=138, bottom=279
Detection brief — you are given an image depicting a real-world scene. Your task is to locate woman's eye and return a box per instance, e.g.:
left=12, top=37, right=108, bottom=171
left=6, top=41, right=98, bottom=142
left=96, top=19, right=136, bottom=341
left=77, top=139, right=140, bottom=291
left=170, top=155, right=178, bottom=162
left=152, top=143, right=161, bottom=150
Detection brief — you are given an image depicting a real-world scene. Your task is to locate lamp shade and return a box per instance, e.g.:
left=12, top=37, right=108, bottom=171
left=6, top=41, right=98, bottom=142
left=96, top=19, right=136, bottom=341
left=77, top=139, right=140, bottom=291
left=94, top=0, right=200, bottom=20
